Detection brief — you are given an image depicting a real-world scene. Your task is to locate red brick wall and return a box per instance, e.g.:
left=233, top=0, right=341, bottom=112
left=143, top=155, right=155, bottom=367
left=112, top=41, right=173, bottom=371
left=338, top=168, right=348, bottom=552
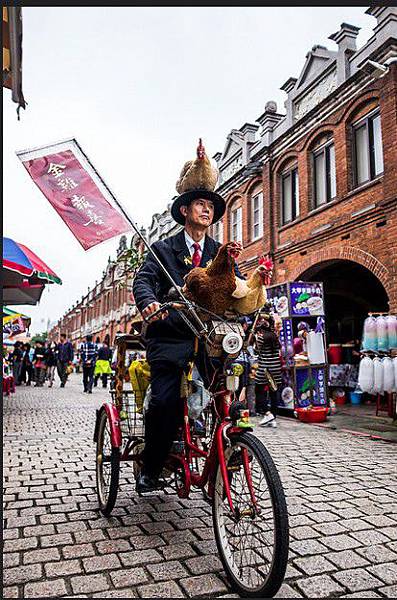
left=219, top=65, right=397, bottom=312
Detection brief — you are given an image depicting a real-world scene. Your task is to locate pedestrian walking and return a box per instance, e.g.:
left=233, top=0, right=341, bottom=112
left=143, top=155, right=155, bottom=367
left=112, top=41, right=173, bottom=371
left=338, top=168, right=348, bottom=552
left=20, top=343, right=33, bottom=386
left=56, top=333, right=74, bottom=387
left=11, top=341, right=24, bottom=385
left=45, top=342, right=57, bottom=387
left=254, top=314, right=282, bottom=428
left=33, top=341, right=46, bottom=386
left=80, top=334, right=98, bottom=393
left=94, top=340, right=112, bottom=388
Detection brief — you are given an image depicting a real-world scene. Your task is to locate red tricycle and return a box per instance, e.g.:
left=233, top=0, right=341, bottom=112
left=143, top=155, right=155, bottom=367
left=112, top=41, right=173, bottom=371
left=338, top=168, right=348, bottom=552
left=94, top=301, right=289, bottom=598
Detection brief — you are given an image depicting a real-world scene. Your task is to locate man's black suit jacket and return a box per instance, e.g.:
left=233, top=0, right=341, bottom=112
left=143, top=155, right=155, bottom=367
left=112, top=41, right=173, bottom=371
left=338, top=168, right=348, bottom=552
left=133, top=229, right=244, bottom=366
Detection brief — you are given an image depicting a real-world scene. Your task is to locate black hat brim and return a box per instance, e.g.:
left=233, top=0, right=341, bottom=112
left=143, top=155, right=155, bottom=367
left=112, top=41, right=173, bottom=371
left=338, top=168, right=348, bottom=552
left=171, top=189, right=226, bottom=226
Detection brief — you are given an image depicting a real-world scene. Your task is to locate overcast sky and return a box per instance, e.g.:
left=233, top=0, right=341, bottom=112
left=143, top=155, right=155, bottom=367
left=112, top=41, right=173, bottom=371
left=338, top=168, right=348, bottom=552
left=4, top=6, right=375, bottom=335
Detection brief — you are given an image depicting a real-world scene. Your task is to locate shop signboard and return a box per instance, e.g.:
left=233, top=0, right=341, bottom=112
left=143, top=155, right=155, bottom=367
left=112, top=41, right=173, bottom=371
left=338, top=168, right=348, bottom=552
left=290, top=282, right=324, bottom=317
left=279, top=318, right=295, bottom=368
left=279, top=370, right=295, bottom=409
left=312, top=367, right=327, bottom=405
left=295, top=366, right=327, bottom=407
left=295, top=367, right=312, bottom=407
left=266, top=283, right=289, bottom=317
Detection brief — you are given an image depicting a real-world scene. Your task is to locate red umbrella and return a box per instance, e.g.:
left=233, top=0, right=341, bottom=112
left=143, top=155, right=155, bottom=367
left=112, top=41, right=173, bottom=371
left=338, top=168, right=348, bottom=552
left=3, top=237, right=61, bottom=305
left=17, top=243, right=61, bottom=284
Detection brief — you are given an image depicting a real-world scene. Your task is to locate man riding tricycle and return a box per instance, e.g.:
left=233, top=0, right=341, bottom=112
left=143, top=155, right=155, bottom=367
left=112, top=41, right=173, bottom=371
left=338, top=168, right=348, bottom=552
left=94, top=140, right=289, bottom=597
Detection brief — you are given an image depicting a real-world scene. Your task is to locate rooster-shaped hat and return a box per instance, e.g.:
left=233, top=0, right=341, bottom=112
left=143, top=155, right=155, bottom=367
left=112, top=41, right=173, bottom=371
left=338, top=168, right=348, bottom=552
left=171, top=139, right=226, bottom=226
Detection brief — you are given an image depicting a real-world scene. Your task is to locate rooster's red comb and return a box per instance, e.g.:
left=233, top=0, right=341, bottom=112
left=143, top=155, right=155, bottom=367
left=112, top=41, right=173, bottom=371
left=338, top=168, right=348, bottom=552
left=259, top=255, right=273, bottom=270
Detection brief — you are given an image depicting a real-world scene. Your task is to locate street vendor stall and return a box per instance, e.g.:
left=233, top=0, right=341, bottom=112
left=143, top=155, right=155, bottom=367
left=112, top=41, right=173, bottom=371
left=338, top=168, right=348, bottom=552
left=358, top=313, right=397, bottom=419
left=266, top=281, right=328, bottom=420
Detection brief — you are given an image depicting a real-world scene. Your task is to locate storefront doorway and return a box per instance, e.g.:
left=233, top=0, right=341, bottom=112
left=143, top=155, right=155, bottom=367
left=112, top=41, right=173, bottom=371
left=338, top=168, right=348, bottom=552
left=297, top=259, right=389, bottom=344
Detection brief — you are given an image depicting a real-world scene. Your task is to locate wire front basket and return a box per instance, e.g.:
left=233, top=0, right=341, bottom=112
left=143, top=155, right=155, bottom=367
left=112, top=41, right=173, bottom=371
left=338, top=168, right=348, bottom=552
left=111, top=390, right=145, bottom=439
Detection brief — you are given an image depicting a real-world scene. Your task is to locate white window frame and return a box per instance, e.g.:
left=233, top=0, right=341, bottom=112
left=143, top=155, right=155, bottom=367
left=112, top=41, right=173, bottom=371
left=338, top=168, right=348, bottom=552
left=212, top=220, right=223, bottom=243
left=353, top=109, right=384, bottom=187
left=251, top=192, right=263, bottom=241
left=231, top=207, right=242, bottom=242
left=281, top=168, right=299, bottom=225
left=313, top=140, right=336, bottom=207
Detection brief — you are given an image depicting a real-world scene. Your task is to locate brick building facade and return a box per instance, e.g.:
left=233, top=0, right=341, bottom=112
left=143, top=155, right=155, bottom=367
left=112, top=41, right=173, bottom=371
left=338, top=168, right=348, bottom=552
left=51, top=7, right=397, bottom=348
left=212, top=6, right=397, bottom=342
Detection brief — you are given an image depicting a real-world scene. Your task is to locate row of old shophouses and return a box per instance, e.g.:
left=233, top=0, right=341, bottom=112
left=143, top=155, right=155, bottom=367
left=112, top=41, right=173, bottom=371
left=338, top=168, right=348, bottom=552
left=50, top=6, right=397, bottom=352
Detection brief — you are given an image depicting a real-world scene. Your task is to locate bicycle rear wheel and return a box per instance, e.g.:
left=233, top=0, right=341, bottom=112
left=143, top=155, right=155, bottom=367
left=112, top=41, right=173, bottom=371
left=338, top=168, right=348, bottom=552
left=212, top=432, right=289, bottom=598
left=96, top=410, right=120, bottom=516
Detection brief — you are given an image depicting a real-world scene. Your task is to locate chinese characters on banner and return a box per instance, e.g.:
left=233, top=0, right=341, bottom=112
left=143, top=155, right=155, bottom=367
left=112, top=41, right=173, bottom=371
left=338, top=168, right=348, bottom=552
left=17, top=140, right=131, bottom=250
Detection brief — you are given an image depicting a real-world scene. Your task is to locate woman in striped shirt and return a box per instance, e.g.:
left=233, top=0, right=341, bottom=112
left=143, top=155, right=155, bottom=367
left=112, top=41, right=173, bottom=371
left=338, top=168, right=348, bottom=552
left=254, top=315, right=282, bottom=428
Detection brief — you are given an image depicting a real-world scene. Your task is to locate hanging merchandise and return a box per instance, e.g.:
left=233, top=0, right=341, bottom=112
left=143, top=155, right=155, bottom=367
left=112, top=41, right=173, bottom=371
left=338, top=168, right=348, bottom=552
left=372, top=357, right=384, bottom=394
left=382, top=357, right=395, bottom=393
left=393, top=357, right=397, bottom=392
left=362, top=316, right=378, bottom=351
left=358, top=356, right=374, bottom=393
left=376, top=316, right=389, bottom=352
left=386, top=315, right=397, bottom=350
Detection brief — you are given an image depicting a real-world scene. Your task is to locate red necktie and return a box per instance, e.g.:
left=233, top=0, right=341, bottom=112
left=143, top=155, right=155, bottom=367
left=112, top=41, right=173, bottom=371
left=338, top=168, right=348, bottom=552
left=192, top=242, right=201, bottom=267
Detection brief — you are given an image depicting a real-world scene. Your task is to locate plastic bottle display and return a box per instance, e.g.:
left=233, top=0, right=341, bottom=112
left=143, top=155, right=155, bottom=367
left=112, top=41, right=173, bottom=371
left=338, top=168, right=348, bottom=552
left=358, top=356, right=374, bottom=393
left=376, top=316, right=389, bottom=352
left=362, top=316, right=378, bottom=351
left=382, top=357, right=395, bottom=393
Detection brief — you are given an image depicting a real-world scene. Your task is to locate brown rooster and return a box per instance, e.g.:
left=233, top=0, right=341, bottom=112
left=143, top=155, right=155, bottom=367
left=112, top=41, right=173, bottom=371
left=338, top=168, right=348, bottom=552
left=182, top=241, right=242, bottom=316
left=232, top=256, right=274, bottom=315
left=176, top=139, right=219, bottom=193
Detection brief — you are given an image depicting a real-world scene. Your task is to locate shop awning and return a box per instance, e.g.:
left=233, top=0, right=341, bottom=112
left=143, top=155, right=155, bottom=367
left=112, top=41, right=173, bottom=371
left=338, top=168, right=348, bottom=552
left=3, top=282, right=45, bottom=306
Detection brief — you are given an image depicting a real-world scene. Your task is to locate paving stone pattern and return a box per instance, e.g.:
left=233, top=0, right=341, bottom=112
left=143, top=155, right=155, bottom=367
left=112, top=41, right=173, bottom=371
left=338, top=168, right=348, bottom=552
left=3, top=375, right=397, bottom=598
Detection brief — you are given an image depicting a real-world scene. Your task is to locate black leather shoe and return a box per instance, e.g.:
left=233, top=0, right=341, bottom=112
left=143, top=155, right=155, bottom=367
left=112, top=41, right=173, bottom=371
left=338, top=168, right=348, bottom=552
left=136, top=474, right=161, bottom=494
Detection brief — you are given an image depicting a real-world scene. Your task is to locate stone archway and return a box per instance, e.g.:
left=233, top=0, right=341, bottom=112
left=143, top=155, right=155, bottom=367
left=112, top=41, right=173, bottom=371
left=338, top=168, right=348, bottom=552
left=292, top=255, right=390, bottom=342
left=290, top=245, right=391, bottom=301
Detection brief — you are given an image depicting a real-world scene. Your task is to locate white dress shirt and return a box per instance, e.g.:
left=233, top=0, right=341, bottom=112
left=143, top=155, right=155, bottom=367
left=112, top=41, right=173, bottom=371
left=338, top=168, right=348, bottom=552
left=184, top=231, right=205, bottom=257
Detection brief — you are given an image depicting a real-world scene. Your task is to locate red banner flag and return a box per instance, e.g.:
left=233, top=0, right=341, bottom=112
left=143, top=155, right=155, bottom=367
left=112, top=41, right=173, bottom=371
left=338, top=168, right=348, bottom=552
left=16, top=139, right=132, bottom=250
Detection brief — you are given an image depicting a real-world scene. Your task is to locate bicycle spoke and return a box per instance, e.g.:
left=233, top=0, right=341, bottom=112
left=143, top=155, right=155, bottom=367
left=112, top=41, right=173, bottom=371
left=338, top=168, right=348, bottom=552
left=214, top=440, right=277, bottom=592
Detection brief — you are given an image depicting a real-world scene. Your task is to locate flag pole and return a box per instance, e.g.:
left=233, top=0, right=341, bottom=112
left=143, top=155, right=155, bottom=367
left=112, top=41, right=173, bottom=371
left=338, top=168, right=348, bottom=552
left=72, top=140, right=208, bottom=335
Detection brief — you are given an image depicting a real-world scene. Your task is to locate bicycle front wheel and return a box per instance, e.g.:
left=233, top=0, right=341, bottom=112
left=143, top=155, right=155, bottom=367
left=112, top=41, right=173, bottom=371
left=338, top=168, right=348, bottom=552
left=212, top=432, right=289, bottom=598
left=96, top=410, right=120, bottom=516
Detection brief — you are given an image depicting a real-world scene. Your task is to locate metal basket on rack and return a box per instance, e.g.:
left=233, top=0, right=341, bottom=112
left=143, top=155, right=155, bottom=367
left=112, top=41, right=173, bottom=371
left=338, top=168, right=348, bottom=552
left=111, top=390, right=145, bottom=439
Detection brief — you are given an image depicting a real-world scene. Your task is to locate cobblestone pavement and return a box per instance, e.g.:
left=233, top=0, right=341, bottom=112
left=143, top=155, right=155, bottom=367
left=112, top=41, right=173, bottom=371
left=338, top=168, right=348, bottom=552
left=3, top=374, right=397, bottom=599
